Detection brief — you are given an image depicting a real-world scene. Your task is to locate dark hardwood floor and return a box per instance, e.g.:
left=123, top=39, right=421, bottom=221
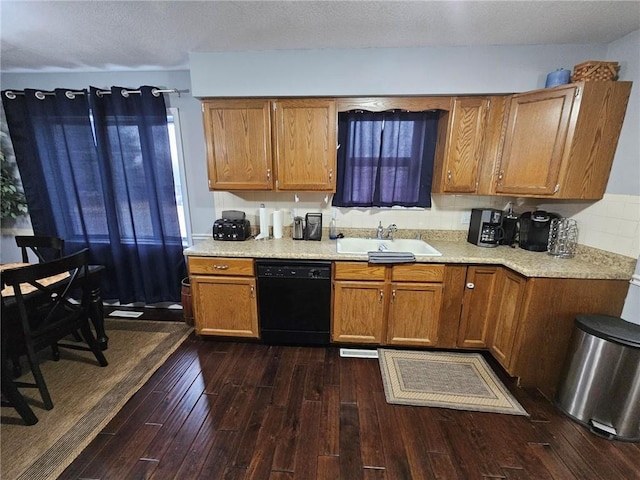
left=59, top=334, right=640, bottom=479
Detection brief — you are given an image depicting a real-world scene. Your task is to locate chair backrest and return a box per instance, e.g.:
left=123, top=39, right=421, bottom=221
left=15, top=235, right=65, bottom=264
left=1, top=249, right=90, bottom=347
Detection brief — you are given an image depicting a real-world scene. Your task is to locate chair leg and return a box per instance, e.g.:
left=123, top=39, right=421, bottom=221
left=10, top=355, right=22, bottom=377
left=24, top=344, right=54, bottom=410
left=79, top=322, right=108, bottom=367
left=1, top=365, right=38, bottom=425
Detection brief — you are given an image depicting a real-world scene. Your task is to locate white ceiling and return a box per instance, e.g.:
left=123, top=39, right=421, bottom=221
left=1, top=1, right=639, bottom=73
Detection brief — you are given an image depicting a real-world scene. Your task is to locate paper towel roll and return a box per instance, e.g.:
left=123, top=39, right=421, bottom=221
left=273, top=210, right=284, bottom=239
left=256, top=204, right=269, bottom=240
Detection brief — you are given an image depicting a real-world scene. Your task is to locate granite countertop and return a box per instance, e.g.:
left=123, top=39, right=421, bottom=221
left=184, top=231, right=635, bottom=281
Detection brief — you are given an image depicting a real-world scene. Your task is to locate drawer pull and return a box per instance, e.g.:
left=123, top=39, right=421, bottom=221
left=466, top=282, right=475, bottom=289
left=214, top=264, right=230, bottom=270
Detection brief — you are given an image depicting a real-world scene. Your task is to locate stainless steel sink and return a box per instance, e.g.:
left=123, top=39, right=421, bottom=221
left=336, top=237, right=442, bottom=256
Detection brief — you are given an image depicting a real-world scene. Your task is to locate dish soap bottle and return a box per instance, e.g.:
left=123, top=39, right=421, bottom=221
left=329, top=211, right=338, bottom=240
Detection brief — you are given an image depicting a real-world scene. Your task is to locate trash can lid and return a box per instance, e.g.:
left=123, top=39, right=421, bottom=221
left=576, top=314, right=640, bottom=348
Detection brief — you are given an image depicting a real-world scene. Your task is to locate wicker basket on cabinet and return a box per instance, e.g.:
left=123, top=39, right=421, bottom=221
left=572, top=61, right=619, bottom=82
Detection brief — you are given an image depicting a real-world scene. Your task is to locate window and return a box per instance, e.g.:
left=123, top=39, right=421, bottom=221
left=332, top=110, right=438, bottom=208
left=167, top=108, right=191, bottom=245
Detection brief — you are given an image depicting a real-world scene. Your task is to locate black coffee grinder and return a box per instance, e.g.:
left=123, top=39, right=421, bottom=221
left=500, top=204, right=519, bottom=247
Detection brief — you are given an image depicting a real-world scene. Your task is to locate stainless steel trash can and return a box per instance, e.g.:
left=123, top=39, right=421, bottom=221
left=555, top=314, right=640, bottom=442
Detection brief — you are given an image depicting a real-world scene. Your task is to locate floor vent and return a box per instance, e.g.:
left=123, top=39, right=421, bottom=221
left=339, top=348, right=379, bottom=359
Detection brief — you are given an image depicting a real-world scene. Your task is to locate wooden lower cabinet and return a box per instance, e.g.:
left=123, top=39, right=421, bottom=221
left=387, top=282, right=443, bottom=346
left=332, top=262, right=446, bottom=346
left=457, top=266, right=501, bottom=348
left=508, top=276, right=628, bottom=398
left=188, top=257, right=259, bottom=338
left=332, top=280, right=386, bottom=343
left=489, top=269, right=527, bottom=370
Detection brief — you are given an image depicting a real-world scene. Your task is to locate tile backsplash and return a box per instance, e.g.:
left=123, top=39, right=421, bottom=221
left=210, top=192, right=640, bottom=259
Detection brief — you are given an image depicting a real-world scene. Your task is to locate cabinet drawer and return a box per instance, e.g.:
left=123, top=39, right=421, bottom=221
left=391, top=264, right=445, bottom=282
left=188, top=257, right=255, bottom=276
left=334, top=262, right=386, bottom=281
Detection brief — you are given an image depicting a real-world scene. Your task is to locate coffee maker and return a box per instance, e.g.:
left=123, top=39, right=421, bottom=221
left=518, top=210, right=559, bottom=251
left=467, top=208, right=503, bottom=247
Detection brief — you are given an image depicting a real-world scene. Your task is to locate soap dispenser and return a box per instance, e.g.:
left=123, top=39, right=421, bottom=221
left=329, top=211, right=338, bottom=240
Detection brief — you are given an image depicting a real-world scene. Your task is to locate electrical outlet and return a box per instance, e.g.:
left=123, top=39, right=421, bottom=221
left=461, top=211, right=471, bottom=224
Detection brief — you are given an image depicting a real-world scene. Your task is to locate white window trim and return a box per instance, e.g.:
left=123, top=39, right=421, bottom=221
left=167, top=107, right=192, bottom=246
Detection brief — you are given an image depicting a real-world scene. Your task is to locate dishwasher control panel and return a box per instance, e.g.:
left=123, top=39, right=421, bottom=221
left=256, top=262, right=331, bottom=280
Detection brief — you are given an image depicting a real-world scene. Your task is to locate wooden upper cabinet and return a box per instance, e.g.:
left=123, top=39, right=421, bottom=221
left=495, top=81, right=632, bottom=199
left=273, top=98, right=337, bottom=191
left=434, top=97, right=489, bottom=193
left=203, top=99, right=273, bottom=190
left=202, top=97, right=337, bottom=192
left=496, top=86, right=576, bottom=196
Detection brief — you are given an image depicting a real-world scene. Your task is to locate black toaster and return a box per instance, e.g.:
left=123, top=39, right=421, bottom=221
left=213, top=210, right=251, bottom=241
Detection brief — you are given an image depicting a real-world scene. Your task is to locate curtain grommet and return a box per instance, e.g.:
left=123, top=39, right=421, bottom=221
left=120, top=89, right=129, bottom=98
left=35, top=91, right=46, bottom=100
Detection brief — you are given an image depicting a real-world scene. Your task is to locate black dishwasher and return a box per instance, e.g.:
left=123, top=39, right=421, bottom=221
left=256, top=259, right=331, bottom=346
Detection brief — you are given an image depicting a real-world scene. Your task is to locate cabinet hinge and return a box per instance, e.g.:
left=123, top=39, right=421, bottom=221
left=574, top=89, right=581, bottom=99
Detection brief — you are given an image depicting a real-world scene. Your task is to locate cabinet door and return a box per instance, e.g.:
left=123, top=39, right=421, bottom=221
left=489, top=270, right=527, bottom=371
left=332, top=280, right=386, bottom=344
left=273, top=98, right=337, bottom=191
left=191, top=275, right=259, bottom=338
left=203, top=99, right=273, bottom=190
left=457, top=266, right=501, bottom=348
left=387, top=282, right=443, bottom=346
left=439, top=97, right=489, bottom=193
left=496, top=85, right=576, bottom=196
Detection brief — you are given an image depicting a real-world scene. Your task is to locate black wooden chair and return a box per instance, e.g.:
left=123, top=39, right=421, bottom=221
left=1, top=249, right=108, bottom=419
left=13, top=235, right=73, bottom=369
left=15, top=235, right=65, bottom=264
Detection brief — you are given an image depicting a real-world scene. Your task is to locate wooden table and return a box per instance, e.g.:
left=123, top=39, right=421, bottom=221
left=1, top=263, right=109, bottom=350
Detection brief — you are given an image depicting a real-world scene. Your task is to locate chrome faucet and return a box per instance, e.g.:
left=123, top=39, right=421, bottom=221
left=376, top=221, right=384, bottom=239
left=386, top=224, right=398, bottom=240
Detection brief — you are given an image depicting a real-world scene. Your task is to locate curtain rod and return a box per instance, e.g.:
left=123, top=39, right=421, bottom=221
left=3, top=88, right=186, bottom=100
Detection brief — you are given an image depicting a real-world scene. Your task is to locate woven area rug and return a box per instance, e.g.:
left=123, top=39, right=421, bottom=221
left=1, top=318, right=192, bottom=480
left=378, top=349, right=528, bottom=416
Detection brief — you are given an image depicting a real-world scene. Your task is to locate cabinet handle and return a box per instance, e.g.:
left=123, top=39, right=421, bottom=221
left=379, top=289, right=384, bottom=303
left=266, top=168, right=271, bottom=180
left=498, top=170, right=504, bottom=182
left=466, top=282, right=475, bottom=289
left=328, top=169, right=333, bottom=182
left=250, top=285, right=255, bottom=298
left=214, top=264, right=229, bottom=270
left=447, top=170, right=452, bottom=184
left=391, top=289, right=396, bottom=302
